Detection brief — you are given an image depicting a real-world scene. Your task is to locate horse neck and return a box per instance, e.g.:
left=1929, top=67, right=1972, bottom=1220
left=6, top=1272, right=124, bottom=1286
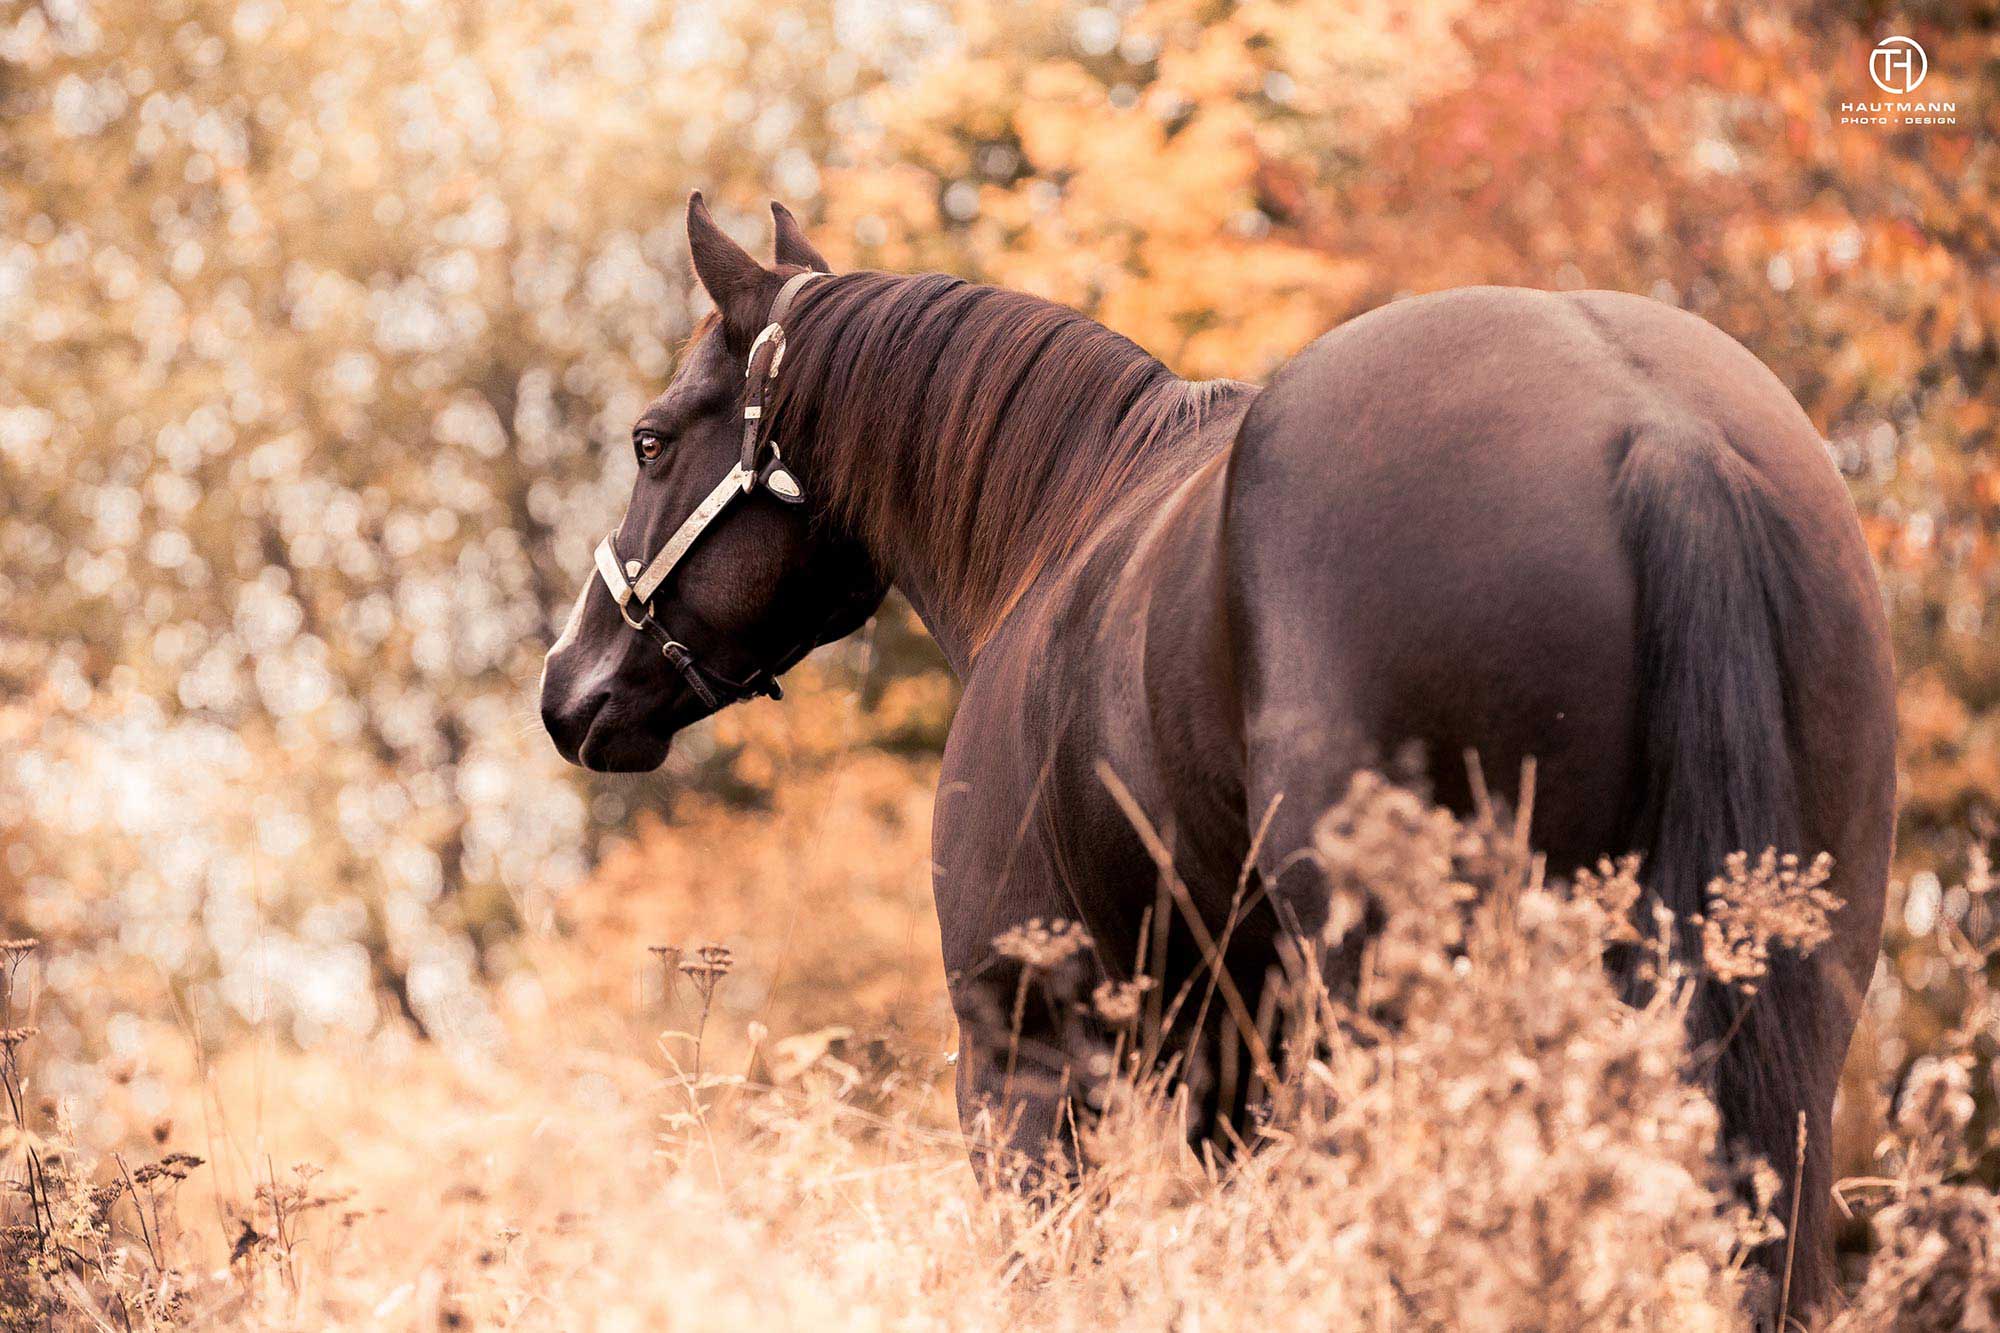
left=784, top=277, right=1243, bottom=670
left=885, top=377, right=1255, bottom=672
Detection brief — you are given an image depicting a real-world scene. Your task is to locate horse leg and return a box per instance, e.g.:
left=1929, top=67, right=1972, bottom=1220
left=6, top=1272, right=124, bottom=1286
left=947, top=944, right=1109, bottom=1190
left=1173, top=925, right=1297, bottom=1165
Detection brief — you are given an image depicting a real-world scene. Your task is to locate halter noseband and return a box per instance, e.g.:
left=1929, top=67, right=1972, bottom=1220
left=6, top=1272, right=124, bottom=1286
left=593, top=268, right=826, bottom=711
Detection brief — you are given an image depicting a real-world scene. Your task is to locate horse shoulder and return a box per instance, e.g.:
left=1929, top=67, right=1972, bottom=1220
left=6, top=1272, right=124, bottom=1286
left=928, top=586, right=1148, bottom=976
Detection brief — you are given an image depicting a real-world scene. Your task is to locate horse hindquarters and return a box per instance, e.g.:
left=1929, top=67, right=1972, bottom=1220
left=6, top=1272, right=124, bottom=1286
left=1222, top=289, right=1893, bottom=1316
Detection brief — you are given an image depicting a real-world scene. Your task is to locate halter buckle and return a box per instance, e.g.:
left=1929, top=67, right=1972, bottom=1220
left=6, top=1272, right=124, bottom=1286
left=746, top=322, right=786, bottom=379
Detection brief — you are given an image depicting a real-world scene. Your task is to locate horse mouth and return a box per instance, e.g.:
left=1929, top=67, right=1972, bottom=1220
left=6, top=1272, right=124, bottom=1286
left=574, top=712, right=672, bottom=772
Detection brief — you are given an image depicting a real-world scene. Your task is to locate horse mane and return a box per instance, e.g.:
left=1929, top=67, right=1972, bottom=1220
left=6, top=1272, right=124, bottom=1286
left=771, top=271, right=1230, bottom=650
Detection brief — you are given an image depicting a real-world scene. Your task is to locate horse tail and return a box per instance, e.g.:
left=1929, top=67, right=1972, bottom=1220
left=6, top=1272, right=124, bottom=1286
left=1613, top=419, right=1835, bottom=1308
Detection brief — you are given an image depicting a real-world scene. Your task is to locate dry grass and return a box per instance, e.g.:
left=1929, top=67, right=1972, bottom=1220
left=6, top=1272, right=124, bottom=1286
left=2, top=765, right=1997, bottom=1331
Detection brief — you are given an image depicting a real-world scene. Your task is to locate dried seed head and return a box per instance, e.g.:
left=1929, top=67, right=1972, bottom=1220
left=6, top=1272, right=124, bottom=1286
left=1898, top=1056, right=1976, bottom=1140
left=1573, top=855, right=1646, bottom=944
left=1749, top=1160, right=1782, bottom=1211
left=680, top=944, right=734, bottom=980
left=128, top=1153, right=203, bottom=1186
left=85, top=1183, right=125, bottom=1227
left=0, top=1026, right=37, bottom=1053
left=993, top=918, right=1093, bottom=970
left=1697, top=849, right=1841, bottom=994
left=0, top=939, right=39, bottom=961
left=1849, top=1178, right=2000, bottom=1330
left=1091, top=977, right=1155, bottom=1026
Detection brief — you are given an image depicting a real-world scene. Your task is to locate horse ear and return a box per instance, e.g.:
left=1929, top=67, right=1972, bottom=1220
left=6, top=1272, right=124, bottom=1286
left=770, top=201, right=830, bottom=272
left=687, top=191, right=776, bottom=342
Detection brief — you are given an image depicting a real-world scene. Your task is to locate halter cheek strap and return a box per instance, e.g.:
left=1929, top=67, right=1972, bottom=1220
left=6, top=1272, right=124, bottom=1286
left=614, top=461, right=758, bottom=607
left=594, top=268, right=827, bottom=710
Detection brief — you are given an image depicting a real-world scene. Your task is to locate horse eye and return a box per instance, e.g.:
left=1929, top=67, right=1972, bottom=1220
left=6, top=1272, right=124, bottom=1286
left=634, top=430, right=666, bottom=463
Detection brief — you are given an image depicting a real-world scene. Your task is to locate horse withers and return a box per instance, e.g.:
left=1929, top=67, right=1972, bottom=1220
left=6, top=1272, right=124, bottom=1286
left=539, top=195, right=1896, bottom=1312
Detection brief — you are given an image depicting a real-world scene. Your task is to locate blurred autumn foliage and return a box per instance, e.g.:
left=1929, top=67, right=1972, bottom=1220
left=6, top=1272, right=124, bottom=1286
left=0, top=0, right=937, bottom=1052
left=0, top=0, right=1994, bottom=1162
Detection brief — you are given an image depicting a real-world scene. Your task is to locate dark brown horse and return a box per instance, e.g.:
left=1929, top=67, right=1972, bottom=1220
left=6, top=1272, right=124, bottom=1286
left=540, top=195, right=1895, bottom=1311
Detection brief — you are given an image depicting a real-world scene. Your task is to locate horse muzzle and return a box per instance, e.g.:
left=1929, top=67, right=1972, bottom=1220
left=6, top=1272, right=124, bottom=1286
left=540, top=678, right=675, bottom=774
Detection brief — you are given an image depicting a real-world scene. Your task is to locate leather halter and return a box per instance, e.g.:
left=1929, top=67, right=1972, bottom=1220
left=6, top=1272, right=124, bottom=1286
left=593, top=269, right=826, bottom=711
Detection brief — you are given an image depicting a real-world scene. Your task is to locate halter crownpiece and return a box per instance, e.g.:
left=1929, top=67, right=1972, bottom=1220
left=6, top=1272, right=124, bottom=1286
left=593, top=268, right=827, bottom=710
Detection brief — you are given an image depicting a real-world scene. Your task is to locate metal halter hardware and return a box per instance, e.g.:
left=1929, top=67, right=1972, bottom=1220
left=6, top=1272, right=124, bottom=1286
left=593, top=268, right=826, bottom=711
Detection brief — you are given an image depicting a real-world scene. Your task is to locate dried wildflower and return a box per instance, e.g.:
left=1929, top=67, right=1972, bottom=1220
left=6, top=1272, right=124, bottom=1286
left=85, top=1182, right=126, bottom=1228
left=1841, top=1180, right=2000, bottom=1332
left=131, top=1153, right=204, bottom=1188
left=0, top=1027, right=36, bottom=1054
left=1314, top=772, right=1465, bottom=897
left=1695, top=849, right=1841, bottom=994
left=1091, top=977, right=1155, bottom=1026
left=1750, top=1160, right=1783, bottom=1212
left=1573, top=854, right=1646, bottom=944
left=680, top=944, right=733, bottom=979
left=992, top=918, right=1093, bottom=970
left=1311, top=770, right=1479, bottom=957
left=0, top=941, right=33, bottom=1021
left=1898, top=1057, right=1977, bottom=1141
left=676, top=944, right=735, bottom=1013
left=649, top=944, right=686, bottom=1008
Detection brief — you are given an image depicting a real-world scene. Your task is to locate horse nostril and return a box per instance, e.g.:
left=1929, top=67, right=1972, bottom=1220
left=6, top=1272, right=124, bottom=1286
left=540, top=688, right=605, bottom=766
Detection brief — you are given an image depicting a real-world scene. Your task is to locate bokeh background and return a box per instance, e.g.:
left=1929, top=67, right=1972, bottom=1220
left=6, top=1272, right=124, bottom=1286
left=0, top=0, right=1994, bottom=1266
